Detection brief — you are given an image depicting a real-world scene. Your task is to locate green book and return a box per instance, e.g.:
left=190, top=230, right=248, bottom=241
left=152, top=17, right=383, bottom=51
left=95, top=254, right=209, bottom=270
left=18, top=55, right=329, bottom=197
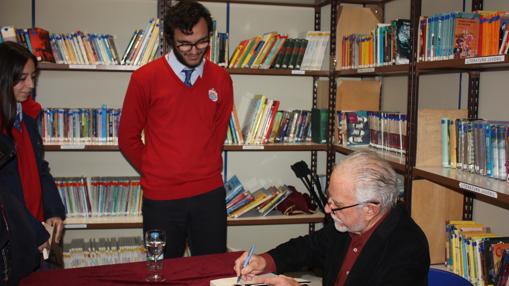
left=311, top=108, right=329, bottom=144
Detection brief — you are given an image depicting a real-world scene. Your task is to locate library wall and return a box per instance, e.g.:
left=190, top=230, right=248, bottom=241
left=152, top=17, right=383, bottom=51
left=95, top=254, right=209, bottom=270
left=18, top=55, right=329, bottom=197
left=383, top=0, right=509, bottom=239
left=0, top=0, right=326, bottom=253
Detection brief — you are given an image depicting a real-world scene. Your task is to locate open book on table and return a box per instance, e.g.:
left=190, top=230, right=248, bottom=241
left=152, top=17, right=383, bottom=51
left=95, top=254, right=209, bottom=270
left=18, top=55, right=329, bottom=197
left=210, top=273, right=311, bottom=286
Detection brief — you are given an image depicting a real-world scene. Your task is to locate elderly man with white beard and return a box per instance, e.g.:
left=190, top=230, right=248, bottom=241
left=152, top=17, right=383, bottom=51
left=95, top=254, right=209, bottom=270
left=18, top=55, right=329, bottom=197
left=234, top=151, right=430, bottom=286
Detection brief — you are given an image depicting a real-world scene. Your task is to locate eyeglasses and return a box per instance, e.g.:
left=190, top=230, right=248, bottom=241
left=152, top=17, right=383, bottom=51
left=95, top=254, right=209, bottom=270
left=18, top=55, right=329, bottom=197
left=175, top=39, right=210, bottom=52
left=328, top=201, right=380, bottom=214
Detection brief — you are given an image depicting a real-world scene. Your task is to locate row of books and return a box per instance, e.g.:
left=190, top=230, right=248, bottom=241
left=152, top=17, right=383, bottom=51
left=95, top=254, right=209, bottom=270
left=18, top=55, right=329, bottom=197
left=441, top=119, right=508, bottom=181
left=340, top=19, right=411, bottom=69
left=336, top=111, right=408, bottom=154
left=1, top=18, right=161, bottom=66
left=40, top=106, right=121, bottom=145
left=121, top=18, right=161, bottom=66
left=49, top=32, right=121, bottom=66
left=418, top=11, right=509, bottom=62
left=446, top=220, right=509, bottom=286
left=63, top=237, right=145, bottom=269
left=239, top=95, right=313, bottom=145
left=55, top=176, right=142, bottom=218
left=228, top=31, right=329, bottom=70
left=224, top=175, right=296, bottom=218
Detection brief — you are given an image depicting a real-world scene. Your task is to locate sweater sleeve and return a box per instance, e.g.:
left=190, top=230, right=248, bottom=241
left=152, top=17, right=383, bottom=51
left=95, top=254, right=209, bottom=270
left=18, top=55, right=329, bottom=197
left=118, top=74, right=148, bottom=173
left=214, top=75, right=234, bottom=148
left=39, top=159, right=66, bottom=220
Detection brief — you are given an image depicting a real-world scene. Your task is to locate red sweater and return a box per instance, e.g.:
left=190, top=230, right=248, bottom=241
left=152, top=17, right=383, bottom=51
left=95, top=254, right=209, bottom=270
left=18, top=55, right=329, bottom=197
left=119, top=57, right=233, bottom=200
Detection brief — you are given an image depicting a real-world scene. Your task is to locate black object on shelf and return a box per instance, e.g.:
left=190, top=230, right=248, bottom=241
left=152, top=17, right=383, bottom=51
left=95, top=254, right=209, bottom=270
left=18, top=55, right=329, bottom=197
left=291, top=160, right=327, bottom=213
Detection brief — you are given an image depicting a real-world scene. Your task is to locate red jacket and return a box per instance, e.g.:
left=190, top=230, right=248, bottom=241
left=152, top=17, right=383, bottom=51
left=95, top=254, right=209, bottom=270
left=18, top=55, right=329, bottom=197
left=119, top=57, right=233, bottom=200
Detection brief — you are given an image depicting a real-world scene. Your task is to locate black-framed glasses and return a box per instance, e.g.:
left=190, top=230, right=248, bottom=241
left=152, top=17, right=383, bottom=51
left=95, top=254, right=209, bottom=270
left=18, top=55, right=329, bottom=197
left=328, top=201, right=380, bottom=214
left=175, top=38, right=210, bottom=52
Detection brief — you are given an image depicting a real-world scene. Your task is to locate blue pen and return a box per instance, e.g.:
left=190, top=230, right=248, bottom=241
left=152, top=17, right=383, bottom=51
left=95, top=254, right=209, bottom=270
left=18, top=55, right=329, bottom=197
left=237, top=244, right=256, bottom=284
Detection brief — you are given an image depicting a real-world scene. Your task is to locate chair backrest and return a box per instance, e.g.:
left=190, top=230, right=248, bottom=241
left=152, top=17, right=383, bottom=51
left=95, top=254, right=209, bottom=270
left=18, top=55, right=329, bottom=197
left=428, top=268, right=473, bottom=286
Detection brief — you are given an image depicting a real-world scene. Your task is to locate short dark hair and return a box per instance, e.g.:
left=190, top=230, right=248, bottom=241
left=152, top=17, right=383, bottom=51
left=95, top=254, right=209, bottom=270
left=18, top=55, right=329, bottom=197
left=163, top=0, right=213, bottom=48
left=0, top=42, right=38, bottom=135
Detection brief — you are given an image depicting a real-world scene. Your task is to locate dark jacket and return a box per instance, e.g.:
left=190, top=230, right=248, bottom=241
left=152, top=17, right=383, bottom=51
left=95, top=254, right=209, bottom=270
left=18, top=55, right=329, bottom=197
left=268, top=205, right=430, bottom=286
left=0, top=114, right=65, bottom=245
left=0, top=191, right=42, bottom=285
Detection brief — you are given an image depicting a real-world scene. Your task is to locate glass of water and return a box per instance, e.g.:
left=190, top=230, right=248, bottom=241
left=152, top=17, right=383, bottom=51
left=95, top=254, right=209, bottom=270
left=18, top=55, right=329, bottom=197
left=145, top=229, right=166, bottom=282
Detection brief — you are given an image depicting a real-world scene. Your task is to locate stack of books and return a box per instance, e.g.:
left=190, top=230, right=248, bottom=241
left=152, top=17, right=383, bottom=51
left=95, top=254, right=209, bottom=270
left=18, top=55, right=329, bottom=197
left=54, top=176, right=142, bottom=218
left=336, top=111, right=408, bottom=154
left=228, top=31, right=330, bottom=70
left=446, top=220, right=509, bottom=285
left=120, top=18, right=161, bottom=66
left=340, top=19, right=411, bottom=69
left=418, top=11, right=509, bottom=62
left=63, top=236, right=145, bottom=268
left=236, top=95, right=312, bottom=145
left=225, top=175, right=293, bottom=218
left=41, top=106, right=121, bottom=145
left=440, top=118, right=508, bottom=181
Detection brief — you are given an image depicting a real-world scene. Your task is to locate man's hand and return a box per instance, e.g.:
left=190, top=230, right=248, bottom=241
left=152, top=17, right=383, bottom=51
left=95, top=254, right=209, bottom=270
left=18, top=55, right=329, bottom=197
left=234, top=251, right=267, bottom=281
left=45, top=217, right=64, bottom=244
left=255, top=275, right=301, bottom=286
left=37, top=241, right=49, bottom=253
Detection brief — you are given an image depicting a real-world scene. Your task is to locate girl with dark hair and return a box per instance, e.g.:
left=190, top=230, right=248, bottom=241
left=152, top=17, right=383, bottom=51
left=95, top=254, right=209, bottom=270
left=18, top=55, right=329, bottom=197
left=0, top=41, right=66, bottom=283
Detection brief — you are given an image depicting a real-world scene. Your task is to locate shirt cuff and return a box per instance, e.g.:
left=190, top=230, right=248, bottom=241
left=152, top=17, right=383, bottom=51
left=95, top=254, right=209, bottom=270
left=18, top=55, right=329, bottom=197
left=261, top=253, right=277, bottom=273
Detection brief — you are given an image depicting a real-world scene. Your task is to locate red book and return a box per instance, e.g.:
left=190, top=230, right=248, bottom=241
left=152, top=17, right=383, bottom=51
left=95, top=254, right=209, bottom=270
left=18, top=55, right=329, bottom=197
left=28, top=27, right=55, bottom=63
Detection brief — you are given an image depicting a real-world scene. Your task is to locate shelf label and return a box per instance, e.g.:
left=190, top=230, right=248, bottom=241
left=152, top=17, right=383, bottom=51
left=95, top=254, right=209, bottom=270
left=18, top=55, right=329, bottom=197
left=458, top=182, right=498, bottom=199
left=242, top=145, right=265, bottom=150
left=64, top=224, right=87, bottom=229
left=60, top=144, right=86, bottom=150
left=291, top=70, right=305, bottom=75
left=465, top=55, right=505, bottom=65
left=357, top=67, right=375, bottom=73
left=69, top=64, right=97, bottom=69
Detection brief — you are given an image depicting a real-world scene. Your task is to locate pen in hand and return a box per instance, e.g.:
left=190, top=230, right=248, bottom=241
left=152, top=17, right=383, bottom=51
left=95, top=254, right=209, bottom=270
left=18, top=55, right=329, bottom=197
left=237, top=244, right=256, bottom=284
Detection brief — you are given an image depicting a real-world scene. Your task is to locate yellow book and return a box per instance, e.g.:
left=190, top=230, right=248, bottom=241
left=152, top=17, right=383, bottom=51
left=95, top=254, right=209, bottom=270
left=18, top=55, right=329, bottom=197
left=140, top=20, right=160, bottom=65
left=229, top=188, right=273, bottom=218
left=228, top=39, right=248, bottom=68
left=247, top=96, right=268, bottom=144
left=251, top=32, right=277, bottom=69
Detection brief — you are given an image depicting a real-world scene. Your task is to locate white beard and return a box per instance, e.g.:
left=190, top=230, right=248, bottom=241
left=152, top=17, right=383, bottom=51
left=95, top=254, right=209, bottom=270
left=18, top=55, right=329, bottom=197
left=331, top=213, right=367, bottom=233
left=331, top=214, right=349, bottom=232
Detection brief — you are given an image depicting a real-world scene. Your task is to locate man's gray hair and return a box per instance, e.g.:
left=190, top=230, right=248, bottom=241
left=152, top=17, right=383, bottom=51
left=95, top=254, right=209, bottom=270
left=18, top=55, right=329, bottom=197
left=336, top=151, right=399, bottom=211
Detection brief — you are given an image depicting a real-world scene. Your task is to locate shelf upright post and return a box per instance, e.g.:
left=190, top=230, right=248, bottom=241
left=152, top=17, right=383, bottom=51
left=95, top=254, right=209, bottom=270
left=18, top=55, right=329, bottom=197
left=403, top=0, right=422, bottom=213
left=326, top=0, right=338, bottom=189
left=311, top=4, right=322, bottom=184
left=459, top=0, right=484, bottom=221
left=471, top=0, right=484, bottom=11
left=158, top=0, right=172, bottom=55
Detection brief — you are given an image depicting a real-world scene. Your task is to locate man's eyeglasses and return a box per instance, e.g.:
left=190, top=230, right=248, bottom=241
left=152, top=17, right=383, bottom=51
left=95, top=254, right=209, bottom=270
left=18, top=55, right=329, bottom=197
left=175, top=39, right=210, bottom=52
left=328, top=201, right=380, bottom=214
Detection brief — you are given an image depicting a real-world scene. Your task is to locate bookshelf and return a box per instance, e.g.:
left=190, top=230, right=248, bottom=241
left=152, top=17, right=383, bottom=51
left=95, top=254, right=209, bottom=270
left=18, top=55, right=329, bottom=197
left=64, top=212, right=325, bottom=229
left=1, top=0, right=342, bottom=261
left=43, top=143, right=327, bottom=152
left=4, top=0, right=508, bottom=268
left=330, top=0, right=509, bottom=263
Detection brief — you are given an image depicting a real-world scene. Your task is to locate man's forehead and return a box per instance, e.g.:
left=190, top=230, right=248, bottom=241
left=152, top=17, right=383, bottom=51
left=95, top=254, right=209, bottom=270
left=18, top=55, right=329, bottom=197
left=329, top=173, right=353, bottom=197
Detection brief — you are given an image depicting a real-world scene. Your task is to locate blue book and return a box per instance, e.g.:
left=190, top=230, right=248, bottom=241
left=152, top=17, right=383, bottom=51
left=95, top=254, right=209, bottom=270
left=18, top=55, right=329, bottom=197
left=101, top=105, right=107, bottom=142
left=224, top=175, right=244, bottom=203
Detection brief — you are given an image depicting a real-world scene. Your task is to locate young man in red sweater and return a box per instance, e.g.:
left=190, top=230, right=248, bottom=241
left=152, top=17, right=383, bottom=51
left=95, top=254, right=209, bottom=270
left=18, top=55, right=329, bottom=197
left=119, top=0, right=233, bottom=258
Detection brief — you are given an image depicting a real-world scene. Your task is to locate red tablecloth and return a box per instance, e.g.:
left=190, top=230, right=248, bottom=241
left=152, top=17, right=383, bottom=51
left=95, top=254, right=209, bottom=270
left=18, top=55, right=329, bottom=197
left=20, top=251, right=240, bottom=286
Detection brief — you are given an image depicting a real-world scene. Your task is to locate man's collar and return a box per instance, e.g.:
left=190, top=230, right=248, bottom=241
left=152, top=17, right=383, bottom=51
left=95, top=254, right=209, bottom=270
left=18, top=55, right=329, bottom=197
left=166, top=49, right=205, bottom=77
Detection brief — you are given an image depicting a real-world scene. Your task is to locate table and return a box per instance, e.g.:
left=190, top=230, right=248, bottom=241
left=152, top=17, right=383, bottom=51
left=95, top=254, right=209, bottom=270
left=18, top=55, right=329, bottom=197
left=21, top=251, right=241, bottom=286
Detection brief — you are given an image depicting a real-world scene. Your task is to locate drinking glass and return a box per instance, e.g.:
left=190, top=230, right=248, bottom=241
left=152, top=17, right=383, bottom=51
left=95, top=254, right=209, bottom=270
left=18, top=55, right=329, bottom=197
left=145, top=229, right=166, bottom=282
